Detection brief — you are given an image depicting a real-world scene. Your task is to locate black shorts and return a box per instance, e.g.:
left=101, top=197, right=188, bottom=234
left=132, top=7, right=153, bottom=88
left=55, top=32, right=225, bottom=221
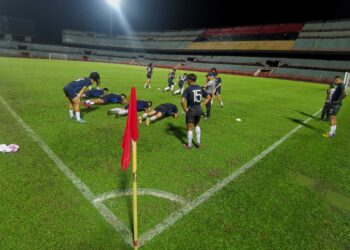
left=147, top=73, right=152, bottom=79
left=328, top=104, right=342, bottom=116
left=63, top=86, right=77, bottom=101
left=186, top=106, right=202, bottom=125
left=155, top=105, right=167, bottom=116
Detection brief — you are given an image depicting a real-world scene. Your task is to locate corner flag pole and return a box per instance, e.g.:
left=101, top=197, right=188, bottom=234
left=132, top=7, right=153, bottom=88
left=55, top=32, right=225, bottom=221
left=132, top=140, right=138, bottom=250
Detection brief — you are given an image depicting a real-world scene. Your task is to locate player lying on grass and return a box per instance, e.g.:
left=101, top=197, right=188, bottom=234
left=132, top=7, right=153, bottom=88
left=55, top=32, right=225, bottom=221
left=181, top=73, right=211, bottom=149
left=202, top=73, right=216, bottom=119
left=63, top=71, right=100, bottom=123
left=81, top=88, right=109, bottom=98
left=138, top=103, right=178, bottom=125
left=163, top=69, right=176, bottom=92
left=107, top=100, right=153, bottom=118
left=323, top=76, right=347, bottom=138
left=213, top=73, right=224, bottom=108
left=172, top=73, right=187, bottom=95
left=82, top=93, right=127, bottom=107
left=320, top=83, right=336, bottom=121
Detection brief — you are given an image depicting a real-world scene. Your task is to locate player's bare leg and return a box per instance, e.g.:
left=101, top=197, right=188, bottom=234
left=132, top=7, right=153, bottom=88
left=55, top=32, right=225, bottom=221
left=146, top=112, right=162, bottom=126
left=139, top=110, right=156, bottom=124
left=216, top=93, right=224, bottom=107
left=66, top=97, right=75, bottom=118
left=73, top=97, right=85, bottom=123
left=83, top=98, right=104, bottom=107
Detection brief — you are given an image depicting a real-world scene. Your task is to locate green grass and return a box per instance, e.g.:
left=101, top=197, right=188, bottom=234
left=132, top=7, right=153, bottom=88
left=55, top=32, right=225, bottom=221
left=0, top=57, right=349, bottom=249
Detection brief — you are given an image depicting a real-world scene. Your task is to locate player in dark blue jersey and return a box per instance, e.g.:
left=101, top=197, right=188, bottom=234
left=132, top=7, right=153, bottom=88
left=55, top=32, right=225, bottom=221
left=139, top=103, right=178, bottom=125
left=83, top=93, right=127, bottom=107
left=63, top=71, right=100, bottom=123
left=213, top=74, right=224, bottom=108
left=323, top=76, right=347, bottom=138
left=181, top=73, right=211, bottom=149
left=81, top=88, right=108, bottom=98
left=144, top=63, right=153, bottom=89
left=163, top=69, right=176, bottom=92
left=107, top=100, right=153, bottom=118
left=173, top=73, right=187, bottom=95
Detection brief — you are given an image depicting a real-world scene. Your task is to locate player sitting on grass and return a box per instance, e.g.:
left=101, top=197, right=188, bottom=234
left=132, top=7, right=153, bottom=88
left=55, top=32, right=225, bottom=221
left=323, top=76, right=347, bottom=138
left=83, top=93, right=127, bottom=107
left=81, top=88, right=109, bottom=98
left=139, top=103, right=178, bottom=125
left=213, top=73, right=224, bottom=108
left=107, top=100, right=153, bottom=118
left=163, top=69, right=176, bottom=92
left=172, top=73, right=187, bottom=95
left=63, top=71, right=100, bottom=123
left=320, top=83, right=336, bottom=121
left=181, top=73, right=211, bottom=149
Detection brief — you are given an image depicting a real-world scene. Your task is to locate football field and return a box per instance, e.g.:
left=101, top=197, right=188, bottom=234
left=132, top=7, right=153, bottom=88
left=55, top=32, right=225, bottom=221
left=1, top=57, right=349, bottom=249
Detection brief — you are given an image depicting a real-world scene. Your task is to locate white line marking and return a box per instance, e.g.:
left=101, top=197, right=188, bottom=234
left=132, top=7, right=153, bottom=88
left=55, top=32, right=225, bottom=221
left=95, top=188, right=189, bottom=206
left=138, top=109, right=322, bottom=247
left=0, top=96, right=134, bottom=248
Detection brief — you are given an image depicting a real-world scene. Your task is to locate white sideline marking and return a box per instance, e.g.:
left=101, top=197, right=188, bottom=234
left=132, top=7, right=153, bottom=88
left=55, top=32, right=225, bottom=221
left=138, top=109, right=322, bottom=247
left=95, top=188, right=189, bottom=206
left=0, top=96, right=134, bottom=248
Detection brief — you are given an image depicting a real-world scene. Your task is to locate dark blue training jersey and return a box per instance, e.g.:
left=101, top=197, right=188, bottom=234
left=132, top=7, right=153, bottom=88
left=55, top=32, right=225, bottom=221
left=65, top=78, right=92, bottom=93
left=182, top=85, right=208, bottom=108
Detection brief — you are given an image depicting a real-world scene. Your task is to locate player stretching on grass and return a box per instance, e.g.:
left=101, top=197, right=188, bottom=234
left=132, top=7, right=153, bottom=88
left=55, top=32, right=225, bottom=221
left=83, top=93, right=127, bottom=107
left=63, top=72, right=100, bottom=123
left=163, top=69, right=176, bottom=92
left=323, top=76, right=347, bottom=138
left=173, top=73, right=187, bottom=95
left=181, top=73, right=210, bottom=149
left=139, top=103, right=178, bottom=125
left=144, top=63, right=153, bottom=88
left=107, top=100, right=153, bottom=118
left=81, top=88, right=108, bottom=98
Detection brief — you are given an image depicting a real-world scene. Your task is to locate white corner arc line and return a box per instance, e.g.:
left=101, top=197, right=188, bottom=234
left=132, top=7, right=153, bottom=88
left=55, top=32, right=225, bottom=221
left=138, top=109, right=322, bottom=247
left=0, top=96, right=134, bottom=248
left=94, top=188, right=189, bottom=206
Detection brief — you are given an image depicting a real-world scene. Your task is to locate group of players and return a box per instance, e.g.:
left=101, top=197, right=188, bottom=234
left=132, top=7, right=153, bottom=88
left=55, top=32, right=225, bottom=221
left=63, top=65, right=224, bottom=148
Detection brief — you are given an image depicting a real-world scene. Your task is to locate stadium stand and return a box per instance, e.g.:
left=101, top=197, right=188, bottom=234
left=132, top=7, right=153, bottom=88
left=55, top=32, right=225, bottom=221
left=0, top=19, right=349, bottom=83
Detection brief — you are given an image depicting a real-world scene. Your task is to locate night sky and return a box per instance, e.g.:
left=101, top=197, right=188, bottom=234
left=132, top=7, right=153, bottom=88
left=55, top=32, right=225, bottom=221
left=0, top=0, right=349, bottom=43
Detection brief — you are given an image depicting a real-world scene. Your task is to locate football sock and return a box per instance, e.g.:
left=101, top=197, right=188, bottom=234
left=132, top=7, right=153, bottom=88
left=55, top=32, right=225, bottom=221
left=173, top=89, right=181, bottom=95
left=90, top=101, right=95, bottom=105
left=195, top=126, right=201, bottom=145
left=187, top=131, right=193, bottom=147
left=150, top=116, right=157, bottom=122
left=75, top=112, right=81, bottom=121
left=164, top=87, right=170, bottom=91
left=220, top=101, right=224, bottom=106
left=109, top=108, right=121, bottom=113
left=69, top=110, right=74, bottom=118
left=142, top=113, right=148, bottom=119
left=118, top=110, right=128, bottom=116
left=170, top=85, right=174, bottom=91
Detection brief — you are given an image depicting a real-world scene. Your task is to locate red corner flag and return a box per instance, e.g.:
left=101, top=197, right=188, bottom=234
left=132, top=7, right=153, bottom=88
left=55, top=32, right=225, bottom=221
left=120, top=87, right=139, bottom=171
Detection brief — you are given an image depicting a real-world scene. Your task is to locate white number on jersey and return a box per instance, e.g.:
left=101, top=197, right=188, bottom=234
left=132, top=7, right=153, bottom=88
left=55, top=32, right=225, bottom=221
left=193, top=90, right=202, bottom=103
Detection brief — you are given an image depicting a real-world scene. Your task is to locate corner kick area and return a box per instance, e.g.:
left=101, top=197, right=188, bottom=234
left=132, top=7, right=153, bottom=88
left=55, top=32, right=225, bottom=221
left=0, top=58, right=350, bottom=249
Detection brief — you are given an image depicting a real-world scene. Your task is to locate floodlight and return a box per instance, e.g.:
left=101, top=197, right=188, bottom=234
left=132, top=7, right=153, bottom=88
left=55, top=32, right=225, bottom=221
left=106, top=0, right=121, bottom=9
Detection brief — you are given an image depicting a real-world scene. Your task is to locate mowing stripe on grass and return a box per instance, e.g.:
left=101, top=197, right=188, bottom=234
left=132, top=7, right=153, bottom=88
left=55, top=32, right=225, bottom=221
left=95, top=188, right=189, bottom=206
left=138, top=109, right=322, bottom=247
left=0, top=96, right=134, bottom=248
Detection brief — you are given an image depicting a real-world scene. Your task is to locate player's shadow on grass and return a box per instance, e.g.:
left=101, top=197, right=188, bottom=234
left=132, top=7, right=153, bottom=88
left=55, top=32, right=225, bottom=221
left=297, top=111, right=319, bottom=121
left=285, top=117, right=326, bottom=134
left=165, top=123, right=187, bottom=144
left=80, top=107, right=100, bottom=116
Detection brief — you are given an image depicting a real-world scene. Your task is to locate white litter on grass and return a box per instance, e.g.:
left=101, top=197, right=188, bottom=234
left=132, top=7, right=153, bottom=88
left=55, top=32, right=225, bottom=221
left=236, top=118, right=242, bottom=122
left=157, top=87, right=161, bottom=90
left=0, top=144, right=19, bottom=153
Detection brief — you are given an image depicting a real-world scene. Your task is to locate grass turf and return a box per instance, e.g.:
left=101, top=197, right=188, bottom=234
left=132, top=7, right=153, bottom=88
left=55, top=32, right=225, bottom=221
left=0, top=57, right=349, bottom=249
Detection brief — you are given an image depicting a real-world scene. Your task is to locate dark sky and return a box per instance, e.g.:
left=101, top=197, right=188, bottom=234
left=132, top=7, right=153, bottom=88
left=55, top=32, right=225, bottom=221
left=0, top=0, right=349, bottom=43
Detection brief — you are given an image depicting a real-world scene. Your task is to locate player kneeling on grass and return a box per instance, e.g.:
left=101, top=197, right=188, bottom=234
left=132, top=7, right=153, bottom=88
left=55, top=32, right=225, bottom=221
left=323, top=76, right=347, bottom=138
left=83, top=93, right=127, bottom=107
left=107, top=100, right=153, bottom=118
left=181, top=73, right=211, bottom=149
left=139, top=103, right=178, bottom=125
left=173, top=73, right=187, bottom=95
left=63, top=71, right=100, bottom=123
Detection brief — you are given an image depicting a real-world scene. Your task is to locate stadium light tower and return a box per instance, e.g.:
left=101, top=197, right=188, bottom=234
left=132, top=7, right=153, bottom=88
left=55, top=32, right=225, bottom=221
left=106, top=0, right=121, bottom=35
